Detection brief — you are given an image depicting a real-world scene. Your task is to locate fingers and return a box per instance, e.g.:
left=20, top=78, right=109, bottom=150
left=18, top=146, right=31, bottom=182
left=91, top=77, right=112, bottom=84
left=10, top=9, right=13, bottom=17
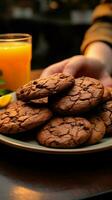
left=41, top=54, right=105, bottom=78
left=40, top=55, right=112, bottom=88
left=40, top=59, right=69, bottom=78
left=63, top=56, right=105, bottom=78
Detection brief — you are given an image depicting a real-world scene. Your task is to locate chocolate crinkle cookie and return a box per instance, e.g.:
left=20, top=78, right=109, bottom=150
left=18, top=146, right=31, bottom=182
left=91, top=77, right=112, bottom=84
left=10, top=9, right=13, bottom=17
left=16, top=73, right=74, bottom=101
left=0, top=101, right=52, bottom=134
left=86, top=116, right=106, bottom=145
left=52, top=76, right=104, bottom=115
left=37, top=117, right=92, bottom=148
left=99, top=100, right=112, bottom=134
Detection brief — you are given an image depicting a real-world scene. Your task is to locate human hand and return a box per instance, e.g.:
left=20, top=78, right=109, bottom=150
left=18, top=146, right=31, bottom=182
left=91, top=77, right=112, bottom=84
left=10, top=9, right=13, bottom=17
left=40, top=55, right=112, bottom=87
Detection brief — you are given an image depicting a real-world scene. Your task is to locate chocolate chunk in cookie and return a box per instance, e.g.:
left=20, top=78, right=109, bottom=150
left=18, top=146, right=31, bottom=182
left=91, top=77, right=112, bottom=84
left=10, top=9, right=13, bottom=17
left=86, top=117, right=106, bottom=145
left=99, top=100, right=112, bottom=134
left=53, top=76, right=104, bottom=115
left=0, top=101, right=52, bottom=134
left=37, top=117, right=91, bottom=148
left=16, top=73, right=74, bottom=101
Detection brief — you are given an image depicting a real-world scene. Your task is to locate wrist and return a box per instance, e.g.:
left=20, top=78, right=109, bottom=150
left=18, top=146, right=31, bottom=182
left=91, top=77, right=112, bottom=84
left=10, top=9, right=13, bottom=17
left=84, top=42, right=112, bottom=74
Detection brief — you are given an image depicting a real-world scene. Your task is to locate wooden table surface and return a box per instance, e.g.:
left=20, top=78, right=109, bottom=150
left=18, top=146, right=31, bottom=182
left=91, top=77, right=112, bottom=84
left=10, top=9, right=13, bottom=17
left=0, top=70, right=112, bottom=200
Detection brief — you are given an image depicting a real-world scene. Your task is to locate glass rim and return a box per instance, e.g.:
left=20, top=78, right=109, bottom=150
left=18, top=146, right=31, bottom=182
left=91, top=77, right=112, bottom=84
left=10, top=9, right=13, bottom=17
left=0, top=33, right=32, bottom=42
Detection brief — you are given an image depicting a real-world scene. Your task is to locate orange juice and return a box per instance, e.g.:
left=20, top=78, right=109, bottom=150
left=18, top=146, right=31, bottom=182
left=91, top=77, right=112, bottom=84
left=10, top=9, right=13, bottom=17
left=0, top=41, right=31, bottom=91
left=0, top=34, right=32, bottom=91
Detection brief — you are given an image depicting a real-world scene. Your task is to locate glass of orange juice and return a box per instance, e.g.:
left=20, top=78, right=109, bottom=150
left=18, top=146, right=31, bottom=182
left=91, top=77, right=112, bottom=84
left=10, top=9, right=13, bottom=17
left=0, top=33, right=32, bottom=91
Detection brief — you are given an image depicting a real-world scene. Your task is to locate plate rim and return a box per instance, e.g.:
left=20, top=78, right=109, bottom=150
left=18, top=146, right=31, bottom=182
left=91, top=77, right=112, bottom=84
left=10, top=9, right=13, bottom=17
left=0, top=134, right=112, bottom=155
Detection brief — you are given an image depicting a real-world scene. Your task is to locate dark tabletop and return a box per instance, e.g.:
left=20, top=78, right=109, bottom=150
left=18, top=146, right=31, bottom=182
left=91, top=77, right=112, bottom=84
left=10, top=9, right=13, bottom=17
left=0, top=142, right=112, bottom=200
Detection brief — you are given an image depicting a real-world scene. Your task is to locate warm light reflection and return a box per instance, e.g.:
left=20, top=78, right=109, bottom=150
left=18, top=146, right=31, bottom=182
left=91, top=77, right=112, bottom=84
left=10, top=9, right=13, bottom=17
left=49, top=1, right=59, bottom=10
left=10, top=186, right=43, bottom=200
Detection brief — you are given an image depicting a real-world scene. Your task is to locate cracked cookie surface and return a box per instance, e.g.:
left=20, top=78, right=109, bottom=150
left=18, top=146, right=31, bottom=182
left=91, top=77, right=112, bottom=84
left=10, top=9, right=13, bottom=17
left=16, top=73, right=74, bottom=101
left=99, top=100, right=112, bottom=134
left=53, top=77, right=104, bottom=115
left=37, top=117, right=91, bottom=148
left=0, top=101, right=52, bottom=134
left=30, top=97, right=48, bottom=105
left=86, top=117, right=106, bottom=145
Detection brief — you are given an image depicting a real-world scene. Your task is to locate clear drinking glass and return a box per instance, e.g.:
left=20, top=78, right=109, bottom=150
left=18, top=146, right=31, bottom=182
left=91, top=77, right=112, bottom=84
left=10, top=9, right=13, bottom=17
left=0, top=33, right=32, bottom=91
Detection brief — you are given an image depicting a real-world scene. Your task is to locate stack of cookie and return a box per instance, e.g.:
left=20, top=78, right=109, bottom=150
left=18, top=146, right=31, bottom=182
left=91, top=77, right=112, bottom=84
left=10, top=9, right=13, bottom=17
left=0, top=73, right=112, bottom=149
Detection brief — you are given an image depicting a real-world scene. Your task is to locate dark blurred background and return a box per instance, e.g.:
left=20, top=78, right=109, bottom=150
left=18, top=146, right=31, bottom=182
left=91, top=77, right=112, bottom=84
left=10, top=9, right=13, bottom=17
left=0, top=0, right=100, bottom=69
